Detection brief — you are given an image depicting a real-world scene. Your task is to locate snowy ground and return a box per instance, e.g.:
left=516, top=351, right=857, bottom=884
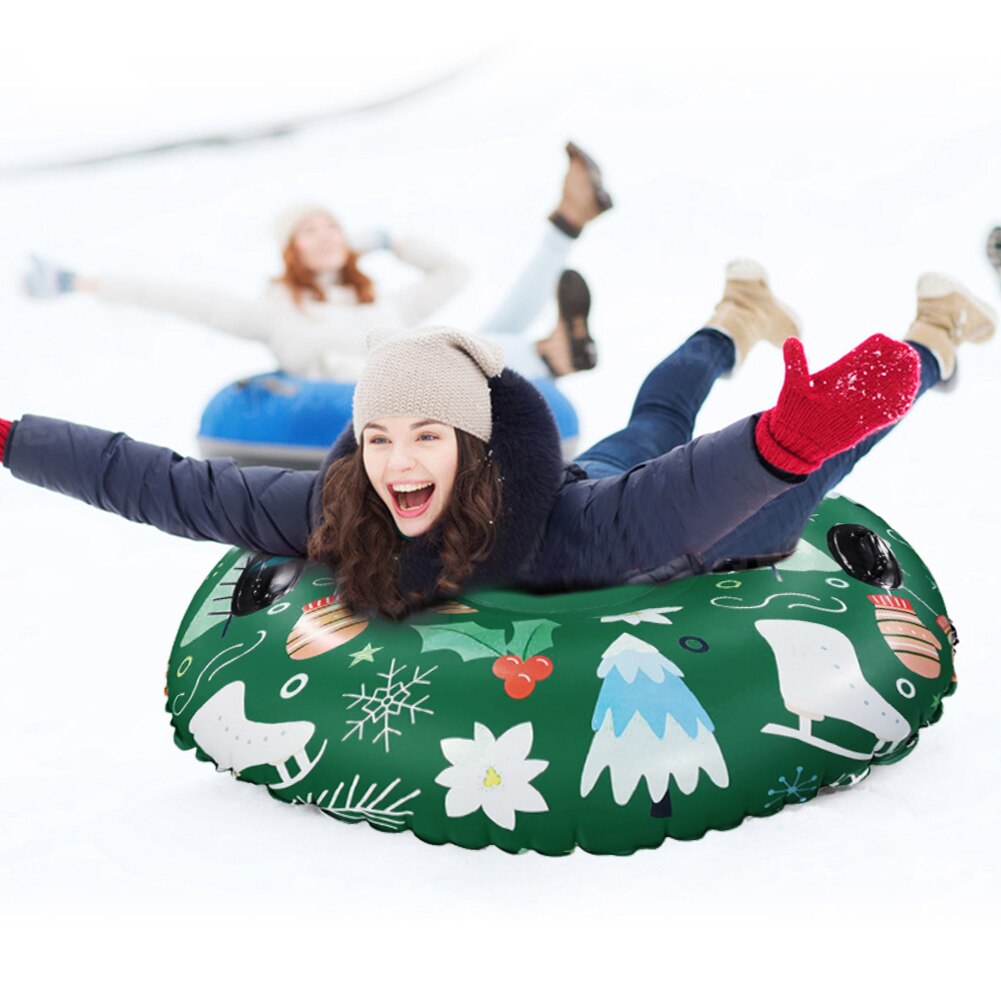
left=3, top=2, right=1000, bottom=991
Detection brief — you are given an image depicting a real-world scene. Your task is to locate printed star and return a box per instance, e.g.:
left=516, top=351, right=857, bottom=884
left=348, top=643, right=383, bottom=666
left=599, top=606, right=683, bottom=626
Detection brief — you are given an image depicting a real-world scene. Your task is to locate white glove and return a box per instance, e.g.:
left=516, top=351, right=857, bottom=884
left=22, top=255, right=76, bottom=299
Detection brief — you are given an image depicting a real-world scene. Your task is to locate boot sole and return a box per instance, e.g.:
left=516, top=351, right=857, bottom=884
left=557, top=269, right=597, bottom=371
left=987, top=227, right=1001, bottom=269
left=917, top=272, right=997, bottom=342
left=566, top=141, right=613, bottom=213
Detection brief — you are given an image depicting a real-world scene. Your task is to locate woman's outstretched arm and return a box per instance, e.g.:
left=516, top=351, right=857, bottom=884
left=530, top=335, right=921, bottom=591
left=88, top=275, right=277, bottom=343
left=24, top=256, right=276, bottom=343
left=532, top=415, right=797, bottom=590
left=2, top=415, right=318, bottom=557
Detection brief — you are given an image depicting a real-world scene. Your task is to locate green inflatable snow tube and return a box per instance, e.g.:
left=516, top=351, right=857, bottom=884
left=166, top=495, right=958, bottom=855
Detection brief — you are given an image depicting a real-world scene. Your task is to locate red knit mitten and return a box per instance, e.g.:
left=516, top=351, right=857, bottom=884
left=755, top=335, right=920, bottom=475
left=0, top=419, right=11, bottom=463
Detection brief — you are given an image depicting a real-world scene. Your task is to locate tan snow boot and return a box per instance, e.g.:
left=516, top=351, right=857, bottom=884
left=705, top=259, right=801, bottom=369
left=548, top=142, right=613, bottom=238
left=906, top=272, right=996, bottom=382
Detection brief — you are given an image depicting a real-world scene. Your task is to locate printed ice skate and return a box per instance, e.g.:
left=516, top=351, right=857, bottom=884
left=189, top=681, right=328, bottom=789
left=755, top=619, right=909, bottom=761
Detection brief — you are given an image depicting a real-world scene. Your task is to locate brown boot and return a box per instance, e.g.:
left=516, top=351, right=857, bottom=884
left=705, top=259, right=801, bottom=368
left=906, top=272, right=996, bottom=382
left=536, top=270, right=597, bottom=377
left=548, top=142, right=613, bottom=238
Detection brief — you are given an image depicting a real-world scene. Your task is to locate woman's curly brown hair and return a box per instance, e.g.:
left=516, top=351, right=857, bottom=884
left=276, top=237, right=375, bottom=306
left=307, top=430, right=503, bottom=620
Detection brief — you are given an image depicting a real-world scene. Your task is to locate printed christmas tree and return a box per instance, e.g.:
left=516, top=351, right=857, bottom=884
left=580, top=633, right=729, bottom=816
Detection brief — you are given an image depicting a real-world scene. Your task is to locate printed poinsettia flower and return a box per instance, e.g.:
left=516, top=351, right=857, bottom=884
left=435, top=722, right=549, bottom=830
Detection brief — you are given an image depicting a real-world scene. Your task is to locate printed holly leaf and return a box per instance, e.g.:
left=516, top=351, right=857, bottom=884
left=509, top=619, right=560, bottom=660
left=413, top=622, right=509, bottom=662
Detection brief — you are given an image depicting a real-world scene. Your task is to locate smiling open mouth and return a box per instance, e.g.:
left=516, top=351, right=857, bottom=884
left=391, top=482, right=435, bottom=517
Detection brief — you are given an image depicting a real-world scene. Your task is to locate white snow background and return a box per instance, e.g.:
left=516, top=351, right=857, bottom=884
left=2, top=0, right=999, bottom=992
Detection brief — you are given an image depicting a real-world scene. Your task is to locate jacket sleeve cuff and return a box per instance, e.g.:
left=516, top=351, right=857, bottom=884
left=0, top=419, right=14, bottom=466
left=751, top=414, right=808, bottom=483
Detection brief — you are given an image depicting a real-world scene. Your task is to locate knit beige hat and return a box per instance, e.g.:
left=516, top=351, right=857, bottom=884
left=353, top=327, right=505, bottom=442
left=272, top=203, right=336, bottom=249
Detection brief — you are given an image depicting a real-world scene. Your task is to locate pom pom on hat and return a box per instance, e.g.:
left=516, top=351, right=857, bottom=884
left=353, top=327, right=505, bottom=443
left=272, top=203, right=336, bottom=249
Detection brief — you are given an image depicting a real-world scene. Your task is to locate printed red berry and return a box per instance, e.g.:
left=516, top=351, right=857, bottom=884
left=524, top=655, right=553, bottom=680
left=492, top=654, right=523, bottom=679
left=504, top=673, right=535, bottom=700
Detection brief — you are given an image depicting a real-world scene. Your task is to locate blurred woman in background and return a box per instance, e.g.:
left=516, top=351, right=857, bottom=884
left=24, top=142, right=612, bottom=382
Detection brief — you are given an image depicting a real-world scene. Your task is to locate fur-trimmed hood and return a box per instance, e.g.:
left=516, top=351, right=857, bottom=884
left=308, top=367, right=566, bottom=606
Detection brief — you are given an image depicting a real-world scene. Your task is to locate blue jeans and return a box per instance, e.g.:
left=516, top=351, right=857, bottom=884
left=574, top=329, right=941, bottom=570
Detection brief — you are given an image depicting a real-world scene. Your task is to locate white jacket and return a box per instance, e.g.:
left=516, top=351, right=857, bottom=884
left=97, top=237, right=468, bottom=381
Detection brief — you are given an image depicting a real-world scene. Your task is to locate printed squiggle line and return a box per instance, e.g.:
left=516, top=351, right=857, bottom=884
left=786, top=596, right=847, bottom=613
left=171, top=630, right=267, bottom=717
left=710, top=592, right=848, bottom=613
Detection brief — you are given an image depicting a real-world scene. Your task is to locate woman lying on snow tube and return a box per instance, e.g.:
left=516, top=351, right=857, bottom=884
left=169, top=494, right=957, bottom=854
left=2, top=261, right=994, bottom=852
left=24, top=143, right=609, bottom=464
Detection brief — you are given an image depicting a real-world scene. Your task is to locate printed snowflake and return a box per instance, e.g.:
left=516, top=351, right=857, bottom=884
left=343, top=659, right=437, bottom=752
left=764, top=765, right=820, bottom=808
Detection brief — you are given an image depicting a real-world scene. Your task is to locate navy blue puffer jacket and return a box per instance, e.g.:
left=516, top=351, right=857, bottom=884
left=4, top=370, right=793, bottom=607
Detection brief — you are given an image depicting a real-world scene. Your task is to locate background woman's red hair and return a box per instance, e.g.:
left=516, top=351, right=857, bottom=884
left=276, top=240, right=375, bottom=306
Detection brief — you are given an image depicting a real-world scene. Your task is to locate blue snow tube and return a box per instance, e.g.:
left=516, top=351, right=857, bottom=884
left=198, top=372, right=580, bottom=468
left=533, top=377, right=579, bottom=456
left=198, top=373, right=353, bottom=468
